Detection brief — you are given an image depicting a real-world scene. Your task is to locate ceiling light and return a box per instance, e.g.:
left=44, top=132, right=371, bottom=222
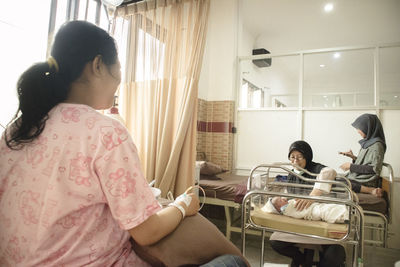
left=324, top=3, right=334, bottom=12
left=395, top=95, right=398, bottom=98
left=320, top=64, right=325, bottom=68
left=333, top=52, right=341, bottom=59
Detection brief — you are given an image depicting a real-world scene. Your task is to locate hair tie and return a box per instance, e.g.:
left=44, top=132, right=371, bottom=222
left=47, top=56, right=59, bottom=73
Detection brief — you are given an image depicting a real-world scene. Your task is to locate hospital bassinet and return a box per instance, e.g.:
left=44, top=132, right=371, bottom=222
left=241, top=163, right=364, bottom=267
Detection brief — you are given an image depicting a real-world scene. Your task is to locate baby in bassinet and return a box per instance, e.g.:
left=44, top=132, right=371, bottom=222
left=262, top=196, right=348, bottom=224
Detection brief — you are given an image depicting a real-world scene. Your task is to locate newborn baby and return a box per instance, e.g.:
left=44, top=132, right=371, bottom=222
left=262, top=196, right=348, bottom=224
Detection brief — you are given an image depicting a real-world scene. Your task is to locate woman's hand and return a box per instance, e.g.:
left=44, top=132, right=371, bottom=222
left=371, top=188, right=383, bottom=198
left=340, top=162, right=351, bottom=171
left=176, top=193, right=200, bottom=217
left=339, top=150, right=356, bottom=161
left=129, top=193, right=200, bottom=246
left=294, top=199, right=313, bottom=211
left=360, top=186, right=383, bottom=198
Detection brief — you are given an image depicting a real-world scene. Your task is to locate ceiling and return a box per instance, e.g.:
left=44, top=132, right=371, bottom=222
left=241, top=0, right=400, bottom=51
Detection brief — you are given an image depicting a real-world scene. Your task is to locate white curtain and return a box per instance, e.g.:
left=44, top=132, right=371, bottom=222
left=114, top=0, right=209, bottom=196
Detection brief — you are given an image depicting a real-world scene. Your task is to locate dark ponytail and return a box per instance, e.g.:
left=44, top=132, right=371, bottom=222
left=6, top=21, right=118, bottom=149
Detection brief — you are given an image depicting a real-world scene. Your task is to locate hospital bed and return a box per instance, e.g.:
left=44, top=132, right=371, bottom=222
left=199, top=172, right=249, bottom=240
left=346, top=162, right=394, bottom=247
left=241, top=163, right=364, bottom=267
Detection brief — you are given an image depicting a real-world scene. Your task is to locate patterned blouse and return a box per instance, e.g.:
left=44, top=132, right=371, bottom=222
left=0, top=103, right=161, bottom=266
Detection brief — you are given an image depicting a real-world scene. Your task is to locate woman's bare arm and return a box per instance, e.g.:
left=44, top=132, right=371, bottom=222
left=129, top=193, right=199, bottom=246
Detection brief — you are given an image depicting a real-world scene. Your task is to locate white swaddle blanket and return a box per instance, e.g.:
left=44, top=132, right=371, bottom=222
left=262, top=199, right=348, bottom=223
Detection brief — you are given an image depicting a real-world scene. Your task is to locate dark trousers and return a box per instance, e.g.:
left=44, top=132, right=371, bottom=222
left=270, top=240, right=345, bottom=267
left=200, top=255, right=248, bottom=267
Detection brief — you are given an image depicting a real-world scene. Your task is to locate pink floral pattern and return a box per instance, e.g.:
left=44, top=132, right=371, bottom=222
left=0, top=103, right=159, bottom=266
left=0, top=177, right=9, bottom=199
left=42, top=147, right=61, bottom=177
left=56, top=208, right=87, bottom=229
left=106, top=168, right=136, bottom=198
left=5, top=237, right=25, bottom=264
left=43, top=245, right=69, bottom=266
left=86, top=116, right=99, bottom=129
left=18, top=191, right=41, bottom=225
left=26, top=137, right=47, bottom=169
left=100, top=122, right=128, bottom=151
left=69, top=153, right=93, bottom=187
left=61, top=107, right=81, bottom=123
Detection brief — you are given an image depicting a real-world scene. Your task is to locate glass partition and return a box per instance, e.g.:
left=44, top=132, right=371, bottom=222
left=238, top=45, right=399, bottom=110
left=239, top=55, right=300, bottom=108
left=379, top=46, right=400, bottom=107
left=303, top=49, right=375, bottom=108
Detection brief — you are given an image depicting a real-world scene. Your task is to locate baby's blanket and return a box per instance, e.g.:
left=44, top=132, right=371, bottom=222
left=262, top=199, right=348, bottom=223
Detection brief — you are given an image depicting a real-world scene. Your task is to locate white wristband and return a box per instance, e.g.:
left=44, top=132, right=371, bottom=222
left=168, top=202, right=185, bottom=219
left=175, top=193, right=192, bottom=207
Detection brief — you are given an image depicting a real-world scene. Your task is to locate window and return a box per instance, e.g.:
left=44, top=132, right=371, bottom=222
left=238, top=45, right=400, bottom=110
left=135, top=27, right=165, bottom=82
left=133, top=15, right=166, bottom=82
left=379, top=46, right=400, bottom=107
left=239, top=55, right=300, bottom=109
left=0, top=0, right=116, bottom=130
left=303, top=49, right=375, bottom=107
left=0, top=0, right=51, bottom=128
left=240, top=80, right=264, bottom=108
left=53, top=0, right=110, bottom=36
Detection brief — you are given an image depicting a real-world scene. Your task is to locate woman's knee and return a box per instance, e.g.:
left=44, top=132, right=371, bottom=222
left=200, top=254, right=248, bottom=267
left=269, top=240, right=288, bottom=252
left=320, top=245, right=345, bottom=267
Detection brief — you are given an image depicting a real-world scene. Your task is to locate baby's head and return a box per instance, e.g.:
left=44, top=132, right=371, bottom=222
left=271, top=197, right=288, bottom=213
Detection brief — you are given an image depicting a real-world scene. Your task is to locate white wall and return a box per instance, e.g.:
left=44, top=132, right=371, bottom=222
left=239, top=25, right=254, bottom=57
left=303, top=110, right=377, bottom=173
left=198, top=0, right=239, bottom=101
left=381, top=110, right=400, bottom=175
left=236, top=110, right=299, bottom=170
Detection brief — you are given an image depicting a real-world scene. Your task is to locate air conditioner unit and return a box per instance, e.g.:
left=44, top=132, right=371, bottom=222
left=252, top=48, right=271, bottom=68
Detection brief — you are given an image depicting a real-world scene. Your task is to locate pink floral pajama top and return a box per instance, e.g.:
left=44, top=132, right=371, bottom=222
left=0, top=103, right=161, bottom=266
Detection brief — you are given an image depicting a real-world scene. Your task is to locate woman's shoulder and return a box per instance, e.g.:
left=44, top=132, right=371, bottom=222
left=50, top=103, right=124, bottom=129
left=308, top=161, right=326, bottom=173
left=366, top=141, right=385, bottom=152
left=48, top=104, right=130, bottom=145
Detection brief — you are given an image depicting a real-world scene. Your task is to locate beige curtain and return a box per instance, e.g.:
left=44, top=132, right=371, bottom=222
left=115, top=0, right=209, bottom=197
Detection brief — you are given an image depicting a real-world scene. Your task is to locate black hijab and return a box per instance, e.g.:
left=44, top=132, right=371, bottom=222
left=288, top=140, right=313, bottom=168
left=287, top=140, right=325, bottom=188
left=351, top=114, right=386, bottom=152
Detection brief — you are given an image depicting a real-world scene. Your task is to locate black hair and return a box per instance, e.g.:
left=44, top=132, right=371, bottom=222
left=5, top=21, right=118, bottom=149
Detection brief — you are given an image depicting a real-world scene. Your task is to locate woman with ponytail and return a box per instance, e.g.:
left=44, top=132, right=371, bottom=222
left=0, top=21, right=207, bottom=266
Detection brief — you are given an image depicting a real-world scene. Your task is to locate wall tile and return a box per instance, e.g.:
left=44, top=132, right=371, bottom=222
left=197, top=98, right=234, bottom=170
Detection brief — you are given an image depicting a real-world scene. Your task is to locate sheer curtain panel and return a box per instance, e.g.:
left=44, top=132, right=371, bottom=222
left=115, top=0, right=209, bottom=196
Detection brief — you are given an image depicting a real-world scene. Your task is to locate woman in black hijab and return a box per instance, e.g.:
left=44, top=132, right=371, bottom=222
left=339, top=114, right=386, bottom=196
left=286, top=140, right=325, bottom=186
left=270, top=140, right=346, bottom=267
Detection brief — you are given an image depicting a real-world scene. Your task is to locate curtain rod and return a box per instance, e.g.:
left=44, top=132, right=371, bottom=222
left=121, top=0, right=144, bottom=6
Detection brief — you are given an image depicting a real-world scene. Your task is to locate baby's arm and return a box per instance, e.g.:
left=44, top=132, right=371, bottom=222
left=285, top=199, right=313, bottom=219
left=295, top=167, right=336, bottom=211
